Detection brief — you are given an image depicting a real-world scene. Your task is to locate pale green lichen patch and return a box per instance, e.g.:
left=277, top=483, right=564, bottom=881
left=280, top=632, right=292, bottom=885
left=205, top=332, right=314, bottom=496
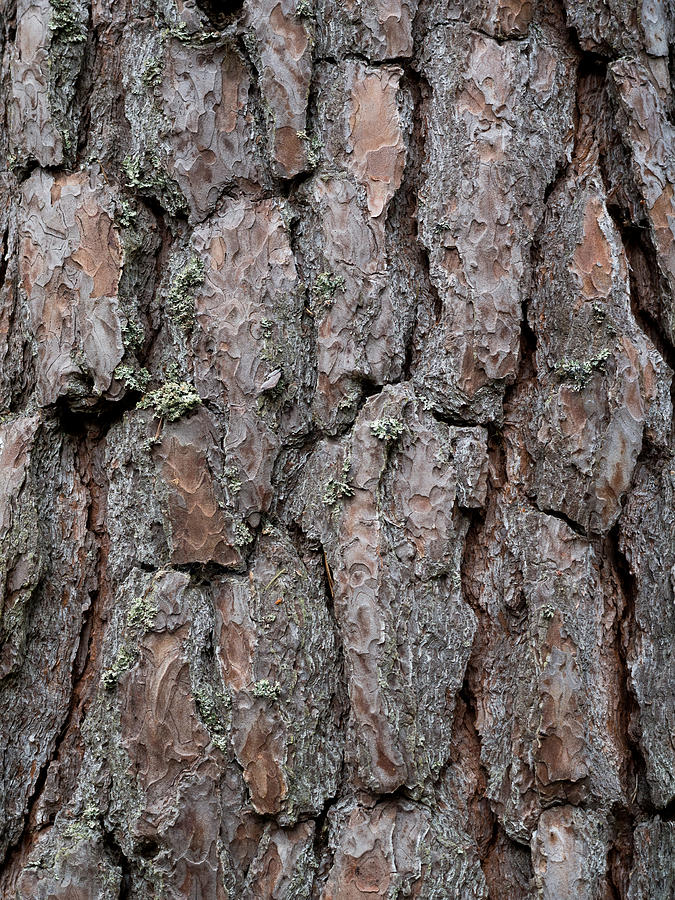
left=311, top=272, right=345, bottom=309
left=138, top=380, right=201, bottom=421
left=127, top=593, right=158, bottom=631
left=116, top=198, right=138, bottom=229
left=296, top=0, right=313, bottom=16
left=141, top=56, right=163, bottom=88
left=122, top=151, right=188, bottom=217
left=121, top=317, right=145, bottom=352
left=297, top=130, right=321, bottom=167
left=162, top=20, right=221, bottom=45
left=322, top=456, right=354, bottom=507
left=252, top=679, right=282, bottom=700
left=167, top=256, right=205, bottom=331
left=233, top=521, right=253, bottom=547
left=224, top=466, right=242, bottom=494
left=370, top=417, right=405, bottom=441
left=102, top=646, right=138, bottom=690
left=49, top=0, right=86, bottom=43
left=114, top=364, right=151, bottom=393
left=61, top=800, right=100, bottom=843
left=194, top=685, right=230, bottom=753
left=555, top=348, right=611, bottom=391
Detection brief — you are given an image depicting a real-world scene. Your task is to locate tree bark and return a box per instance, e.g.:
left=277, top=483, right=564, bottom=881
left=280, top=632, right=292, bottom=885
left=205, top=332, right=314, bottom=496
left=0, top=0, right=674, bottom=897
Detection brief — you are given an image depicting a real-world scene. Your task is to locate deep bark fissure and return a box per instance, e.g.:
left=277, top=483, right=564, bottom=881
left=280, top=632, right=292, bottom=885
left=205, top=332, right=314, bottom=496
left=0, top=227, right=8, bottom=299
left=73, top=4, right=97, bottom=167
left=606, top=523, right=650, bottom=811
left=100, top=820, right=133, bottom=900
left=0, top=427, right=114, bottom=889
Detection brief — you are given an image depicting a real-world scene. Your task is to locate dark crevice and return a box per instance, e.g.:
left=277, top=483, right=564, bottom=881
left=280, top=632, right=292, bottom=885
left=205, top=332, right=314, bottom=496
left=542, top=161, right=569, bottom=204
left=4, top=0, right=17, bottom=44
left=284, top=519, right=350, bottom=731
left=195, top=0, right=245, bottom=29
left=50, top=390, right=142, bottom=438
left=606, top=524, right=651, bottom=815
left=74, top=3, right=97, bottom=167
left=276, top=167, right=315, bottom=200
left=658, top=796, right=675, bottom=821
left=280, top=526, right=348, bottom=891
left=572, top=54, right=608, bottom=167
left=457, top=505, right=509, bottom=891
left=385, top=66, right=429, bottom=382
left=0, top=426, right=112, bottom=886
left=535, top=503, right=588, bottom=538
left=607, top=807, right=635, bottom=900
left=457, top=668, right=503, bottom=889
left=325, top=378, right=387, bottom=442
left=400, top=65, right=445, bottom=334
left=590, top=58, right=675, bottom=439
left=0, top=718, right=68, bottom=878
left=503, top=297, right=537, bottom=420
left=605, top=208, right=675, bottom=439
left=310, top=791, right=338, bottom=893
left=429, top=407, right=483, bottom=429
left=469, top=26, right=529, bottom=45
left=11, top=158, right=45, bottom=185
left=0, top=226, right=9, bottom=296
left=100, top=822, right=133, bottom=899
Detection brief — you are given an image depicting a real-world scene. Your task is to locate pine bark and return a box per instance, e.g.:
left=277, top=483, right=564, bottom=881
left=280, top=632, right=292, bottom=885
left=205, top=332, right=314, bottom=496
left=0, top=0, right=674, bottom=897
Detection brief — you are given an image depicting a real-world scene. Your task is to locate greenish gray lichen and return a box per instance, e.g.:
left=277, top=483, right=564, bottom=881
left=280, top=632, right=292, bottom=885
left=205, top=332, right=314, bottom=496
left=233, top=521, right=253, bottom=547
left=122, top=151, right=188, bottom=217
left=141, top=56, right=163, bottom=88
left=295, top=0, right=313, bottom=17
left=194, top=685, right=230, bottom=753
left=116, top=199, right=138, bottom=229
left=370, top=417, right=405, bottom=441
left=121, top=317, right=145, bottom=352
left=555, top=348, right=611, bottom=391
left=49, top=0, right=86, bottom=43
left=311, top=272, right=345, bottom=308
left=224, top=466, right=242, bottom=494
left=297, top=130, right=321, bottom=167
left=127, top=593, right=158, bottom=631
left=252, top=679, right=282, bottom=700
left=114, top=364, right=151, bottom=393
left=102, top=646, right=138, bottom=690
left=138, top=380, right=202, bottom=421
left=322, top=457, right=354, bottom=507
left=167, top=256, right=205, bottom=331
left=61, top=800, right=100, bottom=843
left=160, top=18, right=220, bottom=46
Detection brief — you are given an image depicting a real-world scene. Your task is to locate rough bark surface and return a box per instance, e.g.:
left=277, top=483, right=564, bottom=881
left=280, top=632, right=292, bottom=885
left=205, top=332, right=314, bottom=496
left=0, top=0, right=674, bottom=897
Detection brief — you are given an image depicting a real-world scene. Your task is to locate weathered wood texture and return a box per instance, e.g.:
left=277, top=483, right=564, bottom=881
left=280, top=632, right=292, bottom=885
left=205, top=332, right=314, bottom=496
left=0, top=0, right=674, bottom=896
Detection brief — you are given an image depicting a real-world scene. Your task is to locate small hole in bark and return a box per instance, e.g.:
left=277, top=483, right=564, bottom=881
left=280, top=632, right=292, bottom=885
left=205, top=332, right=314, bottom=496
left=195, top=0, right=244, bottom=27
left=138, top=838, right=160, bottom=859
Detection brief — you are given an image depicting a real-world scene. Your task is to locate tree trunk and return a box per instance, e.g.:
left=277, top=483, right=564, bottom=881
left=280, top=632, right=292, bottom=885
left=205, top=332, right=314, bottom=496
left=0, top=0, right=674, bottom=896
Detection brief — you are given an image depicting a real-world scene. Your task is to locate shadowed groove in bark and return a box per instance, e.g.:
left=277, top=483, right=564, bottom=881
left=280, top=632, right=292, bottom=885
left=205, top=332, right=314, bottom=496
left=100, top=823, right=132, bottom=899
left=607, top=520, right=655, bottom=814
left=0, top=227, right=8, bottom=298
left=196, top=0, right=245, bottom=28
left=0, top=426, right=110, bottom=893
